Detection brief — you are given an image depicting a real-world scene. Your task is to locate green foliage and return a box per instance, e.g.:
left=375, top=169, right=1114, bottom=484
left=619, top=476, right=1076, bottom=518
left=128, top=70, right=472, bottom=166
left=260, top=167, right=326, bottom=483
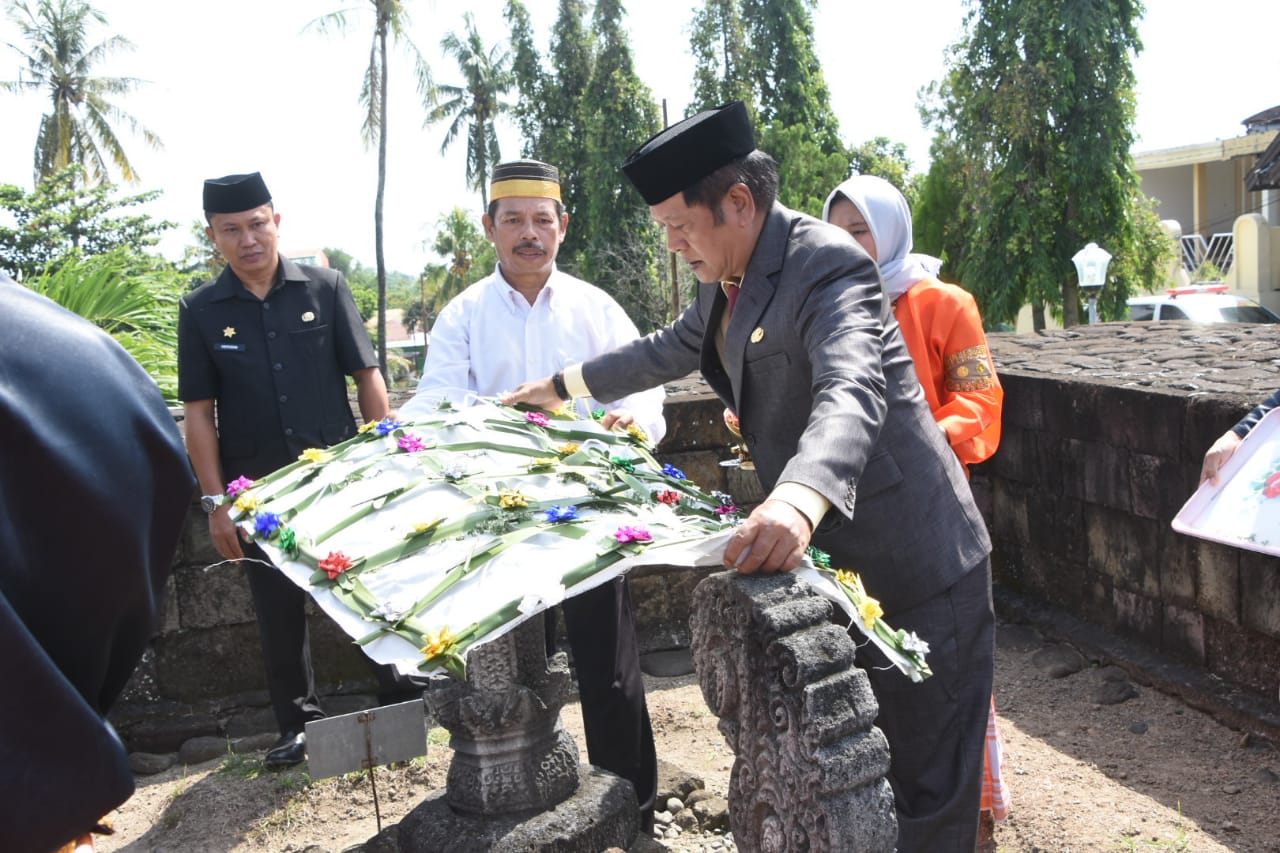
left=19, top=248, right=184, bottom=402
left=912, top=132, right=968, bottom=271
left=0, top=165, right=174, bottom=280
left=848, top=137, right=921, bottom=206
left=428, top=12, right=514, bottom=206
left=933, top=0, right=1168, bottom=328
left=738, top=0, right=842, bottom=155
left=688, top=0, right=754, bottom=112
left=505, top=0, right=597, bottom=266
left=758, top=122, right=849, bottom=218
left=576, top=0, right=667, bottom=331
left=2, top=0, right=162, bottom=184
left=502, top=0, right=669, bottom=331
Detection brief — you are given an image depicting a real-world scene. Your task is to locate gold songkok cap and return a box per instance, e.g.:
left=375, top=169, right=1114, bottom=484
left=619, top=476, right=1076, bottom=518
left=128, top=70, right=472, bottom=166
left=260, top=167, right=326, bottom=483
left=490, top=159, right=562, bottom=202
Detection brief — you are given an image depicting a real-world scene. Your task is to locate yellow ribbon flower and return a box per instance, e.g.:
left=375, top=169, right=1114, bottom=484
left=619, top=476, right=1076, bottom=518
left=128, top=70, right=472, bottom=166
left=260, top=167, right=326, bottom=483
left=233, top=494, right=259, bottom=513
left=627, top=424, right=649, bottom=443
left=298, top=447, right=329, bottom=464
left=498, top=488, right=529, bottom=509
left=557, top=442, right=580, bottom=456
left=420, top=625, right=458, bottom=661
left=836, top=569, right=884, bottom=629
left=357, top=420, right=378, bottom=434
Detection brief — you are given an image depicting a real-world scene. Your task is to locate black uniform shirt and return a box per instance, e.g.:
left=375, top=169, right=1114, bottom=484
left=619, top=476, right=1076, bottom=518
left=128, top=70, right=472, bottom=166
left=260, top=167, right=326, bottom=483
left=178, top=255, right=377, bottom=480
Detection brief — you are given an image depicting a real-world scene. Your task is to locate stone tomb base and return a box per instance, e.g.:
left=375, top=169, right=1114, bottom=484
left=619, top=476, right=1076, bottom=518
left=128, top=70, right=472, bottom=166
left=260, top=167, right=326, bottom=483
left=364, top=766, right=639, bottom=853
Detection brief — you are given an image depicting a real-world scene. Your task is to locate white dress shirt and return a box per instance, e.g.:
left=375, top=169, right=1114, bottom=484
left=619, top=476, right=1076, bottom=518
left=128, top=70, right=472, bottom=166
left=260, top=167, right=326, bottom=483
left=401, top=265, right=667, bottom=443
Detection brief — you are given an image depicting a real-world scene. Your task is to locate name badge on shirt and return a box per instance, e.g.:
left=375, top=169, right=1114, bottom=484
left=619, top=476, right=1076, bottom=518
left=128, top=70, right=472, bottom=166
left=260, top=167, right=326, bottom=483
left=216, top=343, right=246, bottom=352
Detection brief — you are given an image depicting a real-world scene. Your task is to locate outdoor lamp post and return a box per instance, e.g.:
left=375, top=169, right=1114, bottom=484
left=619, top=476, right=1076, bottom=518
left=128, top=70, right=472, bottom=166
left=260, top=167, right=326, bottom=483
left=1073, top=242, right=1113, bottom=325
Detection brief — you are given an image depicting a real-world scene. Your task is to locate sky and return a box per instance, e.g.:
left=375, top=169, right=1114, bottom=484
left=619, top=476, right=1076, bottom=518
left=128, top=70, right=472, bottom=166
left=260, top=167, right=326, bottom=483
left=1, top=0, right=1277, bottom=276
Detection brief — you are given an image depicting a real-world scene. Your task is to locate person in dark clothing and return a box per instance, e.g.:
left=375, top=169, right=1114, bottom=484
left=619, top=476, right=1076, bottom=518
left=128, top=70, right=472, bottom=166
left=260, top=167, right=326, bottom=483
left=0, top=277, right=195, bottom=853
left=177, top=172, right=407, bottom=769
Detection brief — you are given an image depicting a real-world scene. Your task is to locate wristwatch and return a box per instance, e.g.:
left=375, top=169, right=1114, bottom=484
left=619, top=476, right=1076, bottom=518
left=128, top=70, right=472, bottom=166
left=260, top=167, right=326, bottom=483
left=200, top=495, right=222, bottom=514
left=551, top=371, right=570, bottom=401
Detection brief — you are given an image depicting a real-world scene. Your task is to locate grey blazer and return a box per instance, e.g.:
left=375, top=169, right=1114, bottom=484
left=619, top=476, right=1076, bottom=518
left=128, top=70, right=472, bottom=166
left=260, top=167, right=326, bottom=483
left=583, top=203, right=991, bottom=613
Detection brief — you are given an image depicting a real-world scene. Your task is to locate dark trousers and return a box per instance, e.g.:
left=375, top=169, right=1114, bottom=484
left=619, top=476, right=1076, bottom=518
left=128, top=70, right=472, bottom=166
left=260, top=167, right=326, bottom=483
left=244, top=546, right=324, bottom=736
left=550, top=577, right=658, bottom=830
left=859, top=557, right=995, bottom=853
left=243, top=543, right=424, bottom=736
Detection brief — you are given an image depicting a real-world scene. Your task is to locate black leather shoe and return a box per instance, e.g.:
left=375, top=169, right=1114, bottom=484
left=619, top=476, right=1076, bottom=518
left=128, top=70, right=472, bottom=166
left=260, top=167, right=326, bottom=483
left=264, top=731, right=306, bottom=769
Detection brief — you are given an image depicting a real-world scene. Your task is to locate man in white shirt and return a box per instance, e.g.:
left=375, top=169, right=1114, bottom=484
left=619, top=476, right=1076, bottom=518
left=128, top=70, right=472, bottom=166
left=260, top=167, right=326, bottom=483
left=402, top=159, right=662, bottom=831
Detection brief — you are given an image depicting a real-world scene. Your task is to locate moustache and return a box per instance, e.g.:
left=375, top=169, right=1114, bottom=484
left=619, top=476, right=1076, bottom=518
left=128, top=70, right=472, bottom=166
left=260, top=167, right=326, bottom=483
left=515, top=241, right=546, bottom=254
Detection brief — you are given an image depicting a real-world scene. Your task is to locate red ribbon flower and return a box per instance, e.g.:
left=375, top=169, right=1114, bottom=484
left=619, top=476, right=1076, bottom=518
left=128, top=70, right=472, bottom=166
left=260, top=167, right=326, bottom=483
left=319, top=551, right=354, bottom=580
left=655, top=489, right=682, bottom=506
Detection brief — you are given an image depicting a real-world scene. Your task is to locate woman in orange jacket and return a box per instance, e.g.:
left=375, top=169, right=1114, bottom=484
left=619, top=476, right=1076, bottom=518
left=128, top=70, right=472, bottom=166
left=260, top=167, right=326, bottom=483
left=824, top=174, right=1009, bottom=844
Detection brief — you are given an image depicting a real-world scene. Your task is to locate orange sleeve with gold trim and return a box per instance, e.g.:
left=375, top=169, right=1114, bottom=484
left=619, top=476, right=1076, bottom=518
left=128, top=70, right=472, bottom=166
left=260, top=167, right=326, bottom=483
left=892, top=277, right=1003, bottom=468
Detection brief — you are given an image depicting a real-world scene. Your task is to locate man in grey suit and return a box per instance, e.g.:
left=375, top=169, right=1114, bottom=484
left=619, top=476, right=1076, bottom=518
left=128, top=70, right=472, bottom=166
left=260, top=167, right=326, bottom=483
left=508, top=100, right=994, bottom=852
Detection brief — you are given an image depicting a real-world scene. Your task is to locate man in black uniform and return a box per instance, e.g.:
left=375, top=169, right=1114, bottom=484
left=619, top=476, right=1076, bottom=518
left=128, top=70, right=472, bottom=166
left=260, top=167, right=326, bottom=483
left=1, top=276, right=194, bottom=852
left=177, top=172, right=394, bottom=768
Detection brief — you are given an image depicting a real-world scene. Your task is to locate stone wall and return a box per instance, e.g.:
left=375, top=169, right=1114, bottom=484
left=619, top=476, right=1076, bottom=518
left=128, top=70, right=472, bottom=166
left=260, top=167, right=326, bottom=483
left=127, top=322, right=1280, bottom=726
left=979, top=322, right=1280, bottom=701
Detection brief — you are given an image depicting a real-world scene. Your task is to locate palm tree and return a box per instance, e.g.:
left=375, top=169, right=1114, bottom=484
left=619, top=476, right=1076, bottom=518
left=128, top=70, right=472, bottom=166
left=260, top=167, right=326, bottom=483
left=428, top=13, right=513, bottom=208
left=305, top=0, right=433, bottom=380
left=1, top=0, right=161, bottom=185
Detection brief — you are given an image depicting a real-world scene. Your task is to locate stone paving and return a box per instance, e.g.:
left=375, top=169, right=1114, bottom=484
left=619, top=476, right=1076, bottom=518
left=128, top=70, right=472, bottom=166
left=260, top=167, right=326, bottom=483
left=986, top=322, right=1280, bottom=399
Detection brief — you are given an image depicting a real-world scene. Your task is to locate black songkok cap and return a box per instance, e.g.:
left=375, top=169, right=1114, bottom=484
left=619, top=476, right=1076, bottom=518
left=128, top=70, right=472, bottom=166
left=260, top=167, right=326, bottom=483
left=621, top=100, right=756, bottom=205
left=202, top=172, right=272, bottom=214
left=490, top=159, right=562, bottom=202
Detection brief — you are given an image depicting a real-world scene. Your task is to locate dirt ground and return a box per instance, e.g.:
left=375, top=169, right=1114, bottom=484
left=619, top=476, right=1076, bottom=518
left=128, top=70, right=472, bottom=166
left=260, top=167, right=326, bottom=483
left=96, top=616, right=1280, bottom=853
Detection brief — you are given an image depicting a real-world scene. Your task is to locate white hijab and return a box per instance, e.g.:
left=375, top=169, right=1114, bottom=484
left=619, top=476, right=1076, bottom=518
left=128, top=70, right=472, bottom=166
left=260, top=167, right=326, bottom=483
left=822, top=174, right=942, bottom=302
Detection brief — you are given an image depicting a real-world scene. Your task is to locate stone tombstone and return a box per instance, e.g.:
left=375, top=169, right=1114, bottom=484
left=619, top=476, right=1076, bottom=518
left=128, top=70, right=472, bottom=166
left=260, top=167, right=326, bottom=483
left=690, top=571, right=898, bottom=852
left=425, top=615, right=580, bottom=814
left=371, top=613, right=641, bottom=853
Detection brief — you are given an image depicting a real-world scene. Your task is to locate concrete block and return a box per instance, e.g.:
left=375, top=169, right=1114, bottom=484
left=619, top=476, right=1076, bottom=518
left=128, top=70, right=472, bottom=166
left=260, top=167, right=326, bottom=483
left=1160, top=602, right=1206, bottom=666
left=152, top=622, right=265, bottom=703
left=1239, top=549, right=1280, bottom=640
left=174, top=561, right=255, bottom=630
left=1111, top=587, right=1162, bottom=649
left=998, top=373, right=1044, bottom=431
left=1156, top=530, right=1198, bottom=607
left=629, top=564, right=722, bottom=653
left=1195, top=541, right=1241, bottom=624
left=1098, top=386, right=1183, bottom=455
left=1128, top=452, right=1194, bottom=520
left=1083, top=506, right=1159, bottom=597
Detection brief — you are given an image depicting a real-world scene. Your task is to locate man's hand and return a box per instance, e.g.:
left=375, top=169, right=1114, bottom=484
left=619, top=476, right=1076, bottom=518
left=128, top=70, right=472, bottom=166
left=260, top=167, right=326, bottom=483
left=1200, top=430, right=1243, bottom=485
left=722, top=499, right=811, bottom=574
left=600, top=408, right=636, bottom=431
left=503, top=377, right=562, bottom=411
left=208, top=505, right=248, bottom=561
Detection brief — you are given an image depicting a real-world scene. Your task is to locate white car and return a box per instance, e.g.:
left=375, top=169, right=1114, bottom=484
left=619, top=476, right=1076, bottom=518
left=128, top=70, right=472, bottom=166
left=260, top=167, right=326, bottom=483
left=1127, top=286, right=1280, bottom=324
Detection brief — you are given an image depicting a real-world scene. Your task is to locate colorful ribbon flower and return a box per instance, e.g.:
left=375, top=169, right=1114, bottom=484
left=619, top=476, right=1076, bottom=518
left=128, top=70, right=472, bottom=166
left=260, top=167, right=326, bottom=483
left=525, top=411, right=551, bottom=428
left=398, top=433, right=427, bottom=453
left=319, top=551, right=354, bottom=581
left=545, top=505, right=579, bottom=523
left=374, top=417, right=402, bottom=436
left=614, top=525, right=652, bottom=544
left=655, top=489, right=682, bottom=506
left=662, top=464, right=687, bottom=480
left=225, top=475, right=255, bottom=497
left=498, top=488, right=529, bottom=509
left=298, top=447, right=329, bottom=464
left=254, top=512, right=282, bottom=539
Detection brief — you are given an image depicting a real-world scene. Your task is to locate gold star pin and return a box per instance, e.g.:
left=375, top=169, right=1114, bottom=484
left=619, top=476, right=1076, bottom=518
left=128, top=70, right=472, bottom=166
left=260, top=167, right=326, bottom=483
left=750, top=327, right=765, bottom=343
left=301, top=311, right=316, bottom=322
left=223, top=326, right=236, bottom=338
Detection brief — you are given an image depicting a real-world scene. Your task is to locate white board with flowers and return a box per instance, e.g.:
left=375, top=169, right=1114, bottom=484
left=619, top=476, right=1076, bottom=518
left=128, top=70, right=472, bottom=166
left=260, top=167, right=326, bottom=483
left=207, top=397, right=932, bottom=684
